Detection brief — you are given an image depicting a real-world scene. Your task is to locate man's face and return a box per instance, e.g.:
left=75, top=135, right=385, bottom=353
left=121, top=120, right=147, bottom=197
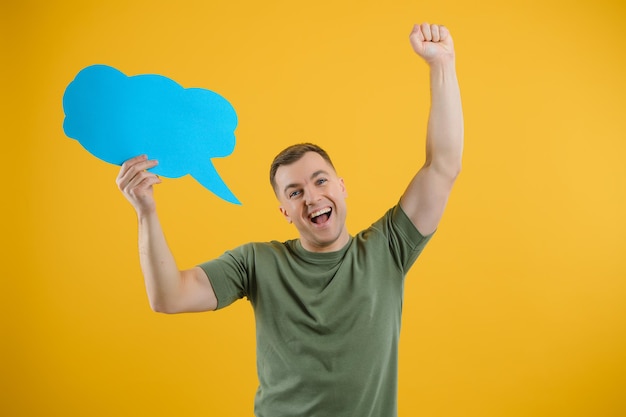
left=274, top=151, right=349, bottom=253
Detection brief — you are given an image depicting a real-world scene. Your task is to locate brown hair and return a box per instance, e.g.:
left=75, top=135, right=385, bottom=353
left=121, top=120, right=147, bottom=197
left=269, top=143, right=336, bottom=192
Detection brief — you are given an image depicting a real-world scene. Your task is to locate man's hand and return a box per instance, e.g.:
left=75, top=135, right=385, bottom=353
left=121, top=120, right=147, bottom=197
left=116, top=155, right=162, bottom=216
left=409, top=23, right=455, bottom=65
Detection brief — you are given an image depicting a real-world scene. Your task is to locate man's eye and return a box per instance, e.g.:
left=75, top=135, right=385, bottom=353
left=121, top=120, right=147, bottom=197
left=316, top=178, right=328, bottom=185
left=289, top=190, right=302, bottom=199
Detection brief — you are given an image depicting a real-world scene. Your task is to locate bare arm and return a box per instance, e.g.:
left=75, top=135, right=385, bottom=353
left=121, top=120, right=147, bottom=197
left=116, top=155, right=218, bottom=313
left=400, top=23, right=464, bottom=236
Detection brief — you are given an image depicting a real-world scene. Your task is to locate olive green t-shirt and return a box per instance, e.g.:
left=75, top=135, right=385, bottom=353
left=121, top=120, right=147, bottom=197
left=199, top=205, right=432, bottom=417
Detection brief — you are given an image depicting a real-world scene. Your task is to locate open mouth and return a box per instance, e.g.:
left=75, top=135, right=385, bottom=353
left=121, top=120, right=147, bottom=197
left=310, top=207, right=332, bottom=224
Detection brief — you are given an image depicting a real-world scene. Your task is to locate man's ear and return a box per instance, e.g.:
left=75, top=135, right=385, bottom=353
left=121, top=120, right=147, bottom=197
left=279, top=206, right=292, bottom=224
left=340, top=177, right=347, bottom=198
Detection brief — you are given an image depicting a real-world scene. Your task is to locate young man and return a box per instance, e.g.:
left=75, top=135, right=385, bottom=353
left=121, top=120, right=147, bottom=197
left=117, top=22, right=463, bottom=417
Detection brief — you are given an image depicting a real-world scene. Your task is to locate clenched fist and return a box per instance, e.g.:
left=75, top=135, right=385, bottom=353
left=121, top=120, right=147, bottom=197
left=409, top=23, right=455, bottom=65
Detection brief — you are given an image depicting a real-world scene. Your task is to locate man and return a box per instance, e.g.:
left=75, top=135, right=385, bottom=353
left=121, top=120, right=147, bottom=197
left=117, top=22, right=463, bottom=417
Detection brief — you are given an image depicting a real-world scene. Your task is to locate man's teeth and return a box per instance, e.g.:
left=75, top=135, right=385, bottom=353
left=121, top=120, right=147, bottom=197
left=310, top=207, right=331, bottom=218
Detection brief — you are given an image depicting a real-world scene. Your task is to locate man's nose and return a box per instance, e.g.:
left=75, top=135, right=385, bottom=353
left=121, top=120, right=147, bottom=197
left=304, top=186, right=321, bottom=205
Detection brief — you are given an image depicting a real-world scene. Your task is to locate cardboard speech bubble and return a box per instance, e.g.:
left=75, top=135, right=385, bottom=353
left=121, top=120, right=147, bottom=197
left=63, top=65, right=240, bottom=204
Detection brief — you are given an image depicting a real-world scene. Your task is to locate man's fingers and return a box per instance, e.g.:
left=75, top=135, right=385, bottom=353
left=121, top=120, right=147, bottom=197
left=119, top=155, right=158, bottom=177
left=116, top=155, right=161, bottom=214
left=410, top=24, right=425, bottom=42
left=439, top=25, right=449, bottom=41
left=122, top=169, right=161, bottom=197
left=125, top=167, right=160, bottom=189
left=118, top=155, right=147, bottom=178
left=412, top=23, right=449, bottom=44
left=431, top=24, right=440, bottom=42
left=123, top=154, right=148, bottom=166
left=130, top=172, right=162, bottom=192
left=420, top=23, right=432, bottom=41
left=117, top=156, right=159, bottom=189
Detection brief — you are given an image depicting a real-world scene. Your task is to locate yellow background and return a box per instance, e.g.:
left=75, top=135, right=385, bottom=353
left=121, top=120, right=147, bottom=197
left=2, top=0, right=625, bottom=416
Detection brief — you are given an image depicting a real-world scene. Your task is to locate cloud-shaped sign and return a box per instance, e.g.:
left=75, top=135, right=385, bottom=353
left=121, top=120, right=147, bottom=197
left=63, top=64, right=240, bottom=204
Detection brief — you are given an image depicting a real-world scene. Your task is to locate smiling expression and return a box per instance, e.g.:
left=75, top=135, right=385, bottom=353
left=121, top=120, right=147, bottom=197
left=274, top=151, right=349, bottom=253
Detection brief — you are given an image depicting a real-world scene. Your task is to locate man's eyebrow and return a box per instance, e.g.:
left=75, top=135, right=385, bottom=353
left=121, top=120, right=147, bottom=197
left=283, top=182, right=299, bottom=194
left=282, top=170, right=331, bottom=194
left=310, top=170, right=330, bottom=179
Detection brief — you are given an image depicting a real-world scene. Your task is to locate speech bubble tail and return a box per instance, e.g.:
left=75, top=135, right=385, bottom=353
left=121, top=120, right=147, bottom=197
left=191, top=162, right=241, bottom=205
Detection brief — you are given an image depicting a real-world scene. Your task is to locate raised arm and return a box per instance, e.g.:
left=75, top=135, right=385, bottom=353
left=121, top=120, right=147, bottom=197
left=116, top=155, right=218, bottom=313
left=400, top=23, right=464, bottom=236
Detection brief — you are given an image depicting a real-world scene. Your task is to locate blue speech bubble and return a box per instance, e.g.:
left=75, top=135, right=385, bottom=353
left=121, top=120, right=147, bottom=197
left=63, top=64, right=240, bottom=204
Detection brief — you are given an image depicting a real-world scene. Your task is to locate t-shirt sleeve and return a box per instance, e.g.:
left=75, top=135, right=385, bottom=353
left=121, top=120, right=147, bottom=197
left=387, top=203, right=434, bottom=273
left=197, top=245, right=252, bottom=310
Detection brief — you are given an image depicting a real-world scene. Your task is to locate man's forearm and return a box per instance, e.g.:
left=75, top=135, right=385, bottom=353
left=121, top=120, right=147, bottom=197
left=425, top=59, right=464, bottom=178
left=137, top=211, right=183, bottom=312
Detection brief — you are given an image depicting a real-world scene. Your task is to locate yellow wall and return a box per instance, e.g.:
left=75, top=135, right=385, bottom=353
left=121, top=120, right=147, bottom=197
left=3, top=0, right=625, bottom=415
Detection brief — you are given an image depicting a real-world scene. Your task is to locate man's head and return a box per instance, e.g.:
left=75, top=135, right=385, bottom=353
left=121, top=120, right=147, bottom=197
left=270, top=143, right=349, bottom=253
left=270, top=143, right=336, bottom=193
